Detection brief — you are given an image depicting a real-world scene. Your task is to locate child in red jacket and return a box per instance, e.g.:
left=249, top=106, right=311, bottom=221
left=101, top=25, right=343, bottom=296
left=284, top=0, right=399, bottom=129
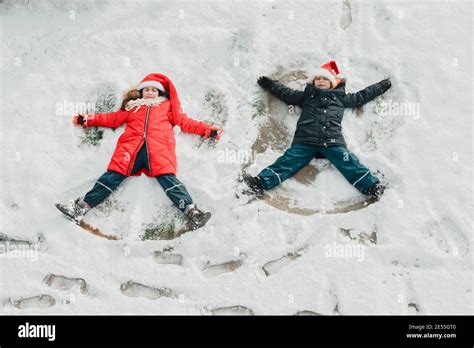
left=57, top=73, right=222, bottom=230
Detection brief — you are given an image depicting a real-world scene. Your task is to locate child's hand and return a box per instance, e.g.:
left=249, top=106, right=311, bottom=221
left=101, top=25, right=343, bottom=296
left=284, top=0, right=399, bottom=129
left=257, top=76, right=273, bottom=89
left=72, top=113, right=87, bottom=126
left=379, top=78, right=391, bottom=93
left=205, top=127, right=223, bottom=140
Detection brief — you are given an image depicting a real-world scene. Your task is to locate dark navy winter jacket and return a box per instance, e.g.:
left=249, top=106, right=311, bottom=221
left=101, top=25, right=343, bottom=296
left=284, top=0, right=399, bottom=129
left=268, top=80, right=386, bottom=148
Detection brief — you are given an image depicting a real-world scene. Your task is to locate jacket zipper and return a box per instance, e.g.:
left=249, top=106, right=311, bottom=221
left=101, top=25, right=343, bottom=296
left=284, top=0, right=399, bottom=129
left=143, top=106, right=152, bottom=174
left=126, top=106, right=152, bottom=176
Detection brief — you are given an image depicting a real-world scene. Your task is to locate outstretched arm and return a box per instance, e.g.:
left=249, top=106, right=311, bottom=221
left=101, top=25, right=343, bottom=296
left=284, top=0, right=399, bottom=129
left=258, top=76, right=304, bottom=106
left=170, top=111, right=222, bottom=139
left=341, top=78, right=391, bottom=108
left=73, top=110, right=129, bottom=128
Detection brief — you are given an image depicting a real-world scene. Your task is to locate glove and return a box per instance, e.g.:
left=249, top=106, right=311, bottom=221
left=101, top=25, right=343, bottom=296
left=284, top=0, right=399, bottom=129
left=257, top=76, right=273, bottom=89
left=72, top=114, right=87, bottom=126
left=379, top=78, right=391, bottom=93
left=205, top=127, right=223, bottom=140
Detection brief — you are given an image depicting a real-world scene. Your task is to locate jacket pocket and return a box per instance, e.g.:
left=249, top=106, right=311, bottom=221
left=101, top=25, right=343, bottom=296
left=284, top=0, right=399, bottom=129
left=298, top=118, right=315, bottom=126
left=329, top=119, right=341, bottom=127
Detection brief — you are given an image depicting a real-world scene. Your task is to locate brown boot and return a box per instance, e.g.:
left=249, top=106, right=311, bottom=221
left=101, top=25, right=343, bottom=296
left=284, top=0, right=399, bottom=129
left=184, top=204, right=212, bottom=230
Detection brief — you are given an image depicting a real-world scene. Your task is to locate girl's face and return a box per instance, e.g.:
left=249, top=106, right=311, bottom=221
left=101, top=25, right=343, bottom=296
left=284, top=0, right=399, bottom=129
left=142, top=86, right=159, bottom=99
left=313, top=76, right=332, bottom=90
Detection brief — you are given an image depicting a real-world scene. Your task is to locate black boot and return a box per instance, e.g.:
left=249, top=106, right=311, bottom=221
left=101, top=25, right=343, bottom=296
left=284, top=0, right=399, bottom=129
left=242, top=174, right=264, bottom=197
left=367, top=183, right=386, bottom=201
left=184, top=204, right=212, bottom=230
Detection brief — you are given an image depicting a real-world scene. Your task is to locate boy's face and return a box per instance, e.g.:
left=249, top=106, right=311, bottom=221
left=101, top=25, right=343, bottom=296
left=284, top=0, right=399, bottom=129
left=313, top=76, right=332, bottom=90
left=142, top=86, right=159, bottom=99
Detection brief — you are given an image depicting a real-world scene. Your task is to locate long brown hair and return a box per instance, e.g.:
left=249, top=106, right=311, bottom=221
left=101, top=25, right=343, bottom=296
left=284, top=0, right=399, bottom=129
left=120, top=87, right=170, bottom=110
left=120, top=88, right=141, bottom=110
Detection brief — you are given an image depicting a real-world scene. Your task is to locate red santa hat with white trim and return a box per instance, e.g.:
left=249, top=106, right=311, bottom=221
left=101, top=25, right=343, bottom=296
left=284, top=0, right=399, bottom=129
left=137, top=75, right=165, bottom=92
left=314, top=60, right=342, bottom=88
left=136, top=73, right=187, bottom=121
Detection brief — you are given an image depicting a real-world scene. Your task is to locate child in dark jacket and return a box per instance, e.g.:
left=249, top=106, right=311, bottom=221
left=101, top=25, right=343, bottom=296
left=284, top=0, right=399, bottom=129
left=244, top=61, right=391, bottom=200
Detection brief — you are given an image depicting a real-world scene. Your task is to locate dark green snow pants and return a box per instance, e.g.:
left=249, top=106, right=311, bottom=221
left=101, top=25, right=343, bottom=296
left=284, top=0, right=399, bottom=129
left=83, top=142, right=193, bottom=211
left=257, top=143, right=380, bottom=194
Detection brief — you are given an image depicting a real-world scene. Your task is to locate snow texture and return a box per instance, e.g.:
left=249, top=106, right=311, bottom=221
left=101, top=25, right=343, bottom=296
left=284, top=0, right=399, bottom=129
left=0, top=0, right=472, bottom=314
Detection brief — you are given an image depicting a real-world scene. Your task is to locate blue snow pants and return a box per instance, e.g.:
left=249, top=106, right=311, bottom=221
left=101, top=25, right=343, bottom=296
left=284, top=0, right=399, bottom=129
left=257, top=143, right=379, bottom=194
left=83, top=142, right=193, bottom=211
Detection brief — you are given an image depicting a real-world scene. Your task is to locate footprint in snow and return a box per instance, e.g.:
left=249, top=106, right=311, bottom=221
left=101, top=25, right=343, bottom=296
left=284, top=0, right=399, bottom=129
left=3, top=294, right=56, bottom=310
left=340, top=0, right=352, bottom=30
left=204, top=305, right=254, bottom=315
left=43, top=274, right=89, bottom=295
left=120, top=280, right=176, bottom=300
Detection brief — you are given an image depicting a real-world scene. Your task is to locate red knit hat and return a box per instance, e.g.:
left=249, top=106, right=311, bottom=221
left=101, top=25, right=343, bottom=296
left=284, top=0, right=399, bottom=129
left=314, top=60, right=341, bottom=88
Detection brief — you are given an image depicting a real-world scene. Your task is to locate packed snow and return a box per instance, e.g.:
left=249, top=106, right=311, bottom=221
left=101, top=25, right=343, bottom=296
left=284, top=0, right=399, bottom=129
left=0, top=0, right=472, bottom=314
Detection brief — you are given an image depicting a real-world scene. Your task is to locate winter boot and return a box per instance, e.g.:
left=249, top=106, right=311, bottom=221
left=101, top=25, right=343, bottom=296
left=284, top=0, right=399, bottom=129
left=55, top=197, right=91, bottom=223
left=242, top=174, right=264, bottom=198
left=184, top=204, right=212, bottom=230
left=366, top=183, right=386, bottom=201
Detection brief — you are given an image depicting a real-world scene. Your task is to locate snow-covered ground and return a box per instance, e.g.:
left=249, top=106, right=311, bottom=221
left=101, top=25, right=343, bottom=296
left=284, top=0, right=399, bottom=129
left=0, top=0, right=472, bottom=314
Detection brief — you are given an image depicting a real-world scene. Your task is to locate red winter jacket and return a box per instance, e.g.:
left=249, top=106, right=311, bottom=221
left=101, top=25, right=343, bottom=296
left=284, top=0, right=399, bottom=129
left=85, top=97, right=212, bottom=177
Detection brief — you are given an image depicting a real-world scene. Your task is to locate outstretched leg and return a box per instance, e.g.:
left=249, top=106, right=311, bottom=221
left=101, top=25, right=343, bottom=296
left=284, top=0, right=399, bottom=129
left=58, top=143, right=151, bottom=222
left=155, top=174, right=211, bottom=230
left=84, top=143, right=150, bottom=207
left=56, top=170, right=126, bottom=222
left=155, top=174, right=194, bottom=212
left=320, top=146, right=380, bottom=195
left=257, top=143, right=318, bottom=190
left=84, top=171, right=127, bottom=208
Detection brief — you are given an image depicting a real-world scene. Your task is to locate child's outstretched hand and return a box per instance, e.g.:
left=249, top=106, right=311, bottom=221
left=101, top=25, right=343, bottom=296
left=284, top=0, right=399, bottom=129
left=72, top=113, right=87, bottom=126
left=205, top=127, right=223, bottom=140
left=257, top=76, right=273, bottom=89
left=379, top=78, right=392, bottom=93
